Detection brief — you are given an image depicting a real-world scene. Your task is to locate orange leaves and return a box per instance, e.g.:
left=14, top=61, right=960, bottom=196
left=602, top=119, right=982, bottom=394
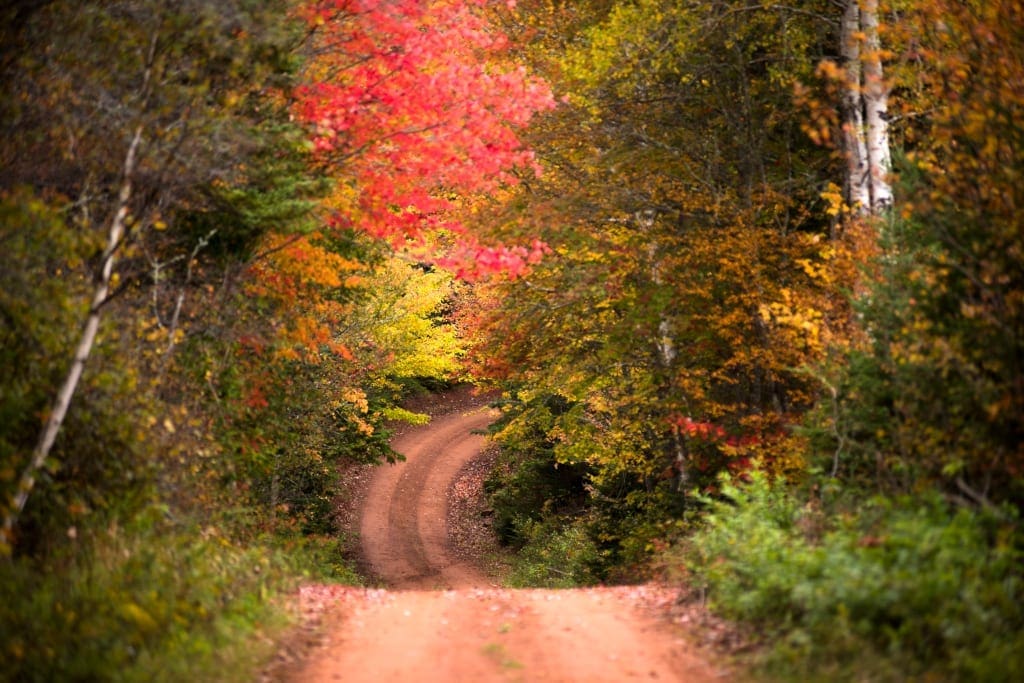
left=248, top=232, right=362, bottom=301
left=243, top=230, right=367, bottom=365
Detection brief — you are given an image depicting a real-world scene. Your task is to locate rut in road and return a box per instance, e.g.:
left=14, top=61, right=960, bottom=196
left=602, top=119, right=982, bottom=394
left=290, top=391, right=724, bottom=683
left=360, top=402, right=495, bottom=589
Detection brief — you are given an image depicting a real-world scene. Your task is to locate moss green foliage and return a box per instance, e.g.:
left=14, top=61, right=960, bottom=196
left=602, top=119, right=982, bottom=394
left=0, top=192, right=155, bottom=554
left=684, top=472, right=1023, bottom=681
left=0, top=515, right=358, bottom=683
left=505, top=519, right=601, bottom=588
left=483, top=394, right=602, bottom=585
left=484, top=393, right=684, bottom=581
left=808, top=160, right=1024, bottom=506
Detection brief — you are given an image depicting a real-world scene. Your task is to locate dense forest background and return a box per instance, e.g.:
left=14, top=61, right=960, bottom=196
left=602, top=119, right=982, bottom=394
left=1, top=0, right=1021, bottom=680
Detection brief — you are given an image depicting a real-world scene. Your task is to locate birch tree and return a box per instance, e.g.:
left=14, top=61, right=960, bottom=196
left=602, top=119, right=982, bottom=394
left=2, top=127, right=144, bottom=541
left=0, top=0, right=297, bottom=547
left=839, top=0, right=893, bottom=214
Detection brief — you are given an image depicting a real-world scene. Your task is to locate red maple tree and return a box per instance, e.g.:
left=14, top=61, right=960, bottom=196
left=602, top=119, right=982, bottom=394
left=295, top=0, right=555, bottom=278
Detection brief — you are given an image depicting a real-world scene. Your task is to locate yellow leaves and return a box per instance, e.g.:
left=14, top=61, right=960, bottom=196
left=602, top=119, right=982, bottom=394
left=354, top=254, right=465, bottom=381
left=820, top=182, right=846, bottom=218
left=795, top=255, right=833, bottom=285
left=381, top=406, right=431, bottom=425
left=959, top=301, right=987, bottom=319
left=341, top=387, right=369, bottom=414
left=119, top=602, right=158, bottom=633
left=759, top=288, right=825, bottom=355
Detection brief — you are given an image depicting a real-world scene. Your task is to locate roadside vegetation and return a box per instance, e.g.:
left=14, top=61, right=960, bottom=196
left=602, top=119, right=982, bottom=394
left=1, top=1, right=530, bottom=679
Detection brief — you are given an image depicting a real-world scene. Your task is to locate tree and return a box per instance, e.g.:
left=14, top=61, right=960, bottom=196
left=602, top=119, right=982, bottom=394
left=820, top=0, right=1024, bottom=507
left=294, top=0, right=555, bottom=276
left=836, top=0, right=893, bottom=215
left=0, top=0, right=301, bottom=546
left=465, top=0, right=850, bottom=565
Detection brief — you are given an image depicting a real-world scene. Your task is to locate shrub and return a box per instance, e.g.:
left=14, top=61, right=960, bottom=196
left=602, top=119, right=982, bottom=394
left=505, top=517, right=601, bottom=588
left=0, top=512, right=359, bottom=682
left=684, top=471, right=1024, bottom=681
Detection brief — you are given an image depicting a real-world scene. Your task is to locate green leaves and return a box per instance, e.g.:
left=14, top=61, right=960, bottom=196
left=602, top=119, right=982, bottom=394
left=686, top=474, right=1024, bottom=679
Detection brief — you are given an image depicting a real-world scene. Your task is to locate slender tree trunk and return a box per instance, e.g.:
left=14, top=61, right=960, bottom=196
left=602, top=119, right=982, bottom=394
left=840, top=0, right=871, bottom=213
left=840, top=0, right=892, bottom=216
left=861, top=0, right=893, bottom=212
left=642, top=214, right=688, bottom=493
left=2, top=125, right=143, bottom=545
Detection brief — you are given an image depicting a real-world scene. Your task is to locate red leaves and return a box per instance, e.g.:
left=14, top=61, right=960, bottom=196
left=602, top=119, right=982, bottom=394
left=243, top=384, right=270, bottom=410
left=675, top=416, right=729, bottom=442
left=439, top=238, right=551, bottom=281
left=296, top=0, right=555, bottom=275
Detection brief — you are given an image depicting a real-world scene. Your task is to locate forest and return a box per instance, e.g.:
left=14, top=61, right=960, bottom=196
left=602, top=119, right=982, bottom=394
left=1, top=0, right=1021, bottom=680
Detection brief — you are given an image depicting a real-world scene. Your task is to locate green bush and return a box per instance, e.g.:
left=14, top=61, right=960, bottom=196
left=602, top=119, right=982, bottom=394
left=505, top=517, right=601, bottom=588
left=0, top=512, right=359, bottom=683
left=684, top=471, right=1024, bottom=681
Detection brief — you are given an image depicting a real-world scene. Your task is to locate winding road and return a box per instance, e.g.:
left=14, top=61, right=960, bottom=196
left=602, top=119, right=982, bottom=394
left=360, top=403, right=495, bottom=589
left=290, top=391, right=724, bottom=683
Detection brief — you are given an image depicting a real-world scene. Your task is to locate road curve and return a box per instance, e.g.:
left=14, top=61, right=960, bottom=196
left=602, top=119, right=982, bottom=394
left=359, top=404, right=496, bottom=589
left=289, top=395, right=726, bottom=683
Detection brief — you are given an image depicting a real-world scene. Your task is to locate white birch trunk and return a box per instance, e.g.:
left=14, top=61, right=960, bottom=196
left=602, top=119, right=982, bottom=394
left=642, top=218, right=688, bottom=492
left=2, top=126, right=143, bottom=543
left=861, top=0, right=893, bottom=212
left=840, top=0, right=871, bottom=214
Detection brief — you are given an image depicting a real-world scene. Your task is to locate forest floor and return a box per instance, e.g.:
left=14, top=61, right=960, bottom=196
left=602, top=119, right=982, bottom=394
left=272, top=386, right=732, bottom=682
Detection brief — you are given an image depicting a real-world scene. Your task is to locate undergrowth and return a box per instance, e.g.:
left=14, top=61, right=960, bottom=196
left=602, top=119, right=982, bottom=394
left=0, top=510, right=361, bottom=683
left=504, top=517, right=600, bottom=588
left=679, top=471, right=1024, bottom=682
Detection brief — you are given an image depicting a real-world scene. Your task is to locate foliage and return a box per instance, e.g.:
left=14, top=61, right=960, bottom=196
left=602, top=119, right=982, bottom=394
left=809, top=0, right=1024, bottom=507
left=660, top=1, right=1024, bottom=679
left=504, top=518, right=601, bottom=588
left=0, top=0, right=565, bottom=680
left=0, top=511, right=359, bottom=683
left=472, top=0, right=850, bottom=568
left=295, top=0, right=555, bottom=277
left=483, top=396, right=590, bottom=547
left=352, top=256, right=467, bottom=389
left=683, top=471, right=1024, bottom=681
left=0, top=191, right=156, bottom=554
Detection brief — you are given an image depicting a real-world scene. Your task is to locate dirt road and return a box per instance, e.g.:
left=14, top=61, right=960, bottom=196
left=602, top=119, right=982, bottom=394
left=359, top=403, right=494, bottom=589
left=290, top=391, right=723, bottom=682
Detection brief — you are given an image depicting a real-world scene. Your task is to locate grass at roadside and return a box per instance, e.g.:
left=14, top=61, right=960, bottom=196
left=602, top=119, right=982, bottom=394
left=0, top=512, right=361, bottom=683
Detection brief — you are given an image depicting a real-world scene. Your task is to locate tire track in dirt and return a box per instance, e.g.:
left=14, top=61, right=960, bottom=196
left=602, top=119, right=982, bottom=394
left=359, top=403, right=496, bottom=589
left=290, top=392, right=726, bottom=683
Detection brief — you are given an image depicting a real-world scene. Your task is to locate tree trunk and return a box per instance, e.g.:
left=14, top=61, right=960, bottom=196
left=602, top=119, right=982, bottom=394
left=839, top=0, right=892, bottom=216
left=840, top=0, right=871, bottom=213
left=642, top=213, right=689, bottom=493
left=2, top=125, right=143, bottom=546
left=861, top=0, right=893, bottom=212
